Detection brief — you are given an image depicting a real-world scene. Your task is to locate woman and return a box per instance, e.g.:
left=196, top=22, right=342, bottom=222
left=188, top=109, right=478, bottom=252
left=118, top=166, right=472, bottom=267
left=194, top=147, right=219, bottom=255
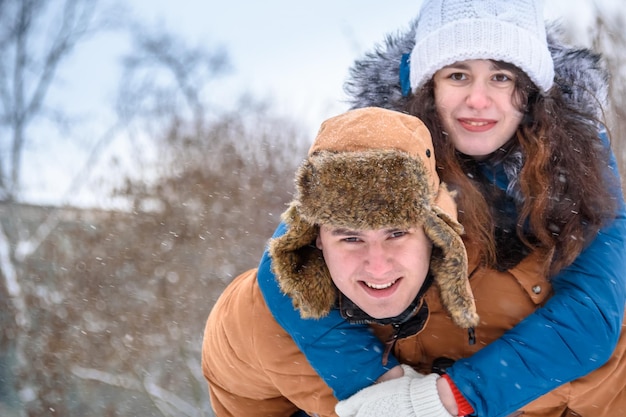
left=256, top=0, right=626, bottom=416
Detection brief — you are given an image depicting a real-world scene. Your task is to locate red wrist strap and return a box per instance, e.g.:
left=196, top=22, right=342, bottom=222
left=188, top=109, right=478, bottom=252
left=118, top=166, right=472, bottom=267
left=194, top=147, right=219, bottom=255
left=442, top=374, right=474, bottom=416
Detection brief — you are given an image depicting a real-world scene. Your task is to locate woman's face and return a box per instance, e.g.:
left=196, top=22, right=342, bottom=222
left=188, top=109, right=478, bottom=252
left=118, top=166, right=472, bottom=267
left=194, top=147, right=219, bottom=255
left=433, top=59, right=524, bottom=159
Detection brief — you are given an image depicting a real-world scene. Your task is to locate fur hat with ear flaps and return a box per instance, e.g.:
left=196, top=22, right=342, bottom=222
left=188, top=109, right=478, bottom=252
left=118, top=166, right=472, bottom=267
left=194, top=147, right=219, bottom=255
left=269, top=107, right=479, bottom=329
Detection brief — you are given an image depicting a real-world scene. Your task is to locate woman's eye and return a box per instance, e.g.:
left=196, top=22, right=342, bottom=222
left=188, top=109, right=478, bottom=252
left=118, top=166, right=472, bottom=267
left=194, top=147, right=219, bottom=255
left=493, top=73, right=512, bottom=82
left=449, top=72, right=467, bottom=81
left=390, top=231, right=407, bottom=239
left=342, top=237, right=360, bottom=243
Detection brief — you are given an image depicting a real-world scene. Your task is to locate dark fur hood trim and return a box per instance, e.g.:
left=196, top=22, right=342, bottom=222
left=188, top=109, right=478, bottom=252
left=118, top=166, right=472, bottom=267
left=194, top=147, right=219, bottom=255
left=344, top=20, right=608, bottom=217
left=344, top=21, right=608, bottom=118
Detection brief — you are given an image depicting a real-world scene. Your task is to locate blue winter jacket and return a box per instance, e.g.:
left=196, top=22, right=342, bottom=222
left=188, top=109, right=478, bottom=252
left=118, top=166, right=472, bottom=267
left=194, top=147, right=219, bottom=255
left=258, top=18, right=626, bottom=417
left=258, top=147, right=626, bottom=416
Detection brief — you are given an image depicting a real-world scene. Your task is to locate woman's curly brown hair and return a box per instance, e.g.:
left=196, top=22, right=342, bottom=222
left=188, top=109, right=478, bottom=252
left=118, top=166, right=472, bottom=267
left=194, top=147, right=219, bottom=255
left=407, top=60, right=619, bottom=277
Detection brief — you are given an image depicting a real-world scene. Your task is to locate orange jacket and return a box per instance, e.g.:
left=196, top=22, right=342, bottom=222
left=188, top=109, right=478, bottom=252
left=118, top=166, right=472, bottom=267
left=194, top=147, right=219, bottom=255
left=203, top=250, right=626, bottom=416
left=202, top=269, right=337, bottom=417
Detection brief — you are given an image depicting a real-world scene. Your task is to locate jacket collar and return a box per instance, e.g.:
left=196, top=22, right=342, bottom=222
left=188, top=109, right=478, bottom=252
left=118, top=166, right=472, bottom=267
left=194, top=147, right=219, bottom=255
left=337, top=274, right=433, bottom=326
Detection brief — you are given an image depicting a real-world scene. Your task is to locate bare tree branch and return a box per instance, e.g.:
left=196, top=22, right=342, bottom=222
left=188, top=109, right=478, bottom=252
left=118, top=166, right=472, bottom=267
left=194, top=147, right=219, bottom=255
left=0, top=0, right=99, bottom=200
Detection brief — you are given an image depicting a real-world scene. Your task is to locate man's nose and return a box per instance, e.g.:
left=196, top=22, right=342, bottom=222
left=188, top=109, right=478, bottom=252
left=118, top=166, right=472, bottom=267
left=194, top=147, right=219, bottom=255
left=363, top=243, right=393, bottom=277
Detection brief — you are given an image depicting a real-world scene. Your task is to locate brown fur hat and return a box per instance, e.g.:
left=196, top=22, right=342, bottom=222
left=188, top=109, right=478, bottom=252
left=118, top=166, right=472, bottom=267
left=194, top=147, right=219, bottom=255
left=269, top=107, right=478, bottom=329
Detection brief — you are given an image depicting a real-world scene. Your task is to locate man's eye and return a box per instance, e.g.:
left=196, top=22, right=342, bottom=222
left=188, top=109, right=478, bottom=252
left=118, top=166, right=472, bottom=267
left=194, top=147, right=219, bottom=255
left=390, top=231, right=407, bottom=239
left=342, top=237, right=360, bottom=243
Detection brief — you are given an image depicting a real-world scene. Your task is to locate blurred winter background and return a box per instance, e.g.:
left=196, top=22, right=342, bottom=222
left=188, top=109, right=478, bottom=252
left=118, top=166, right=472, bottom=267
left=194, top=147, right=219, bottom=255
left=0, top=0, right=624, bottom=416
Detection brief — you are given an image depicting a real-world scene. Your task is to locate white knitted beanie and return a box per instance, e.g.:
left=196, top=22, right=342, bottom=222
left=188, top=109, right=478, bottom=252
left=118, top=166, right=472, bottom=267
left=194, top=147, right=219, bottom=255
left=409, top=0, right=555, bottom=92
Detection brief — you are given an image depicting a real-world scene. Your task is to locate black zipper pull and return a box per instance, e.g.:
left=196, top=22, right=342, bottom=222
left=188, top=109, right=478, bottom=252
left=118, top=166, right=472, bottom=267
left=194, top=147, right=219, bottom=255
left=468, top=327, right=476, bottom=345
left=382, top=323, right=401, bottom=366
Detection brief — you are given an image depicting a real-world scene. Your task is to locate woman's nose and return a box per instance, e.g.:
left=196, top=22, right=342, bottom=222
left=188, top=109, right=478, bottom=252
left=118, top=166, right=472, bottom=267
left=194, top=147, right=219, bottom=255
left=465, top=81, right=492, bottom=109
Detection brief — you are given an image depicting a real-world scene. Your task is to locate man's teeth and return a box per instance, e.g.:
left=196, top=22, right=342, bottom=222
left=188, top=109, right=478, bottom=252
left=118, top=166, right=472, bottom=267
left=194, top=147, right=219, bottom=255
left=365, top=280, right=396, bottom=290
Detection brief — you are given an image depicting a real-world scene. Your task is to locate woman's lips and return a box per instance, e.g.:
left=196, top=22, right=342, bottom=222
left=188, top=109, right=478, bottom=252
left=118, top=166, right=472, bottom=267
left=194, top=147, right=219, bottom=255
left=458, top=118, right=496, bottom=132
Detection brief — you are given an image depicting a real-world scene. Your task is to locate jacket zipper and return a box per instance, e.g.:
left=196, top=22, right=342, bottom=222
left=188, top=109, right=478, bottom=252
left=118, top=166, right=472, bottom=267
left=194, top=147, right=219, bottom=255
left=382, top=323, right=401, bottom=366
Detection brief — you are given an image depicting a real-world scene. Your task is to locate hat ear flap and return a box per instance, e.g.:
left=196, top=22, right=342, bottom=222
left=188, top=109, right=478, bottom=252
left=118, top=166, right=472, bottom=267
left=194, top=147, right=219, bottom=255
left=268, top=203, right=337, bottom=319
left=432, top=182, right=464, bottom=235
left=424, top=208, right=479, bottom=329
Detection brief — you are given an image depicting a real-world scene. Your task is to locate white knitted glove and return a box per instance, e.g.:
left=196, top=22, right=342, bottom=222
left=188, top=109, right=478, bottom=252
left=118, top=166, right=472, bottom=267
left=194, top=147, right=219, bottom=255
left=335, top=365, right=454, bottom=417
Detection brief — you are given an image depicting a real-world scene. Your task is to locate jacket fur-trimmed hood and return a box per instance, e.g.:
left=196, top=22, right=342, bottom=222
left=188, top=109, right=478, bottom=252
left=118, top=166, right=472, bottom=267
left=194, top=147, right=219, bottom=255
left=269, top=107, right=479, bottom=330
left=343, top=18, right=610, bottom=240
left=344, top=21, right=608, bottom=119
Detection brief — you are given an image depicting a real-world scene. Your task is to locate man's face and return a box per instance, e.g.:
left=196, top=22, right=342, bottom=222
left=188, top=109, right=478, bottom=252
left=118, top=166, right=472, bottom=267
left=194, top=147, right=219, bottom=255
left=316, top=225, right=432, bottom=319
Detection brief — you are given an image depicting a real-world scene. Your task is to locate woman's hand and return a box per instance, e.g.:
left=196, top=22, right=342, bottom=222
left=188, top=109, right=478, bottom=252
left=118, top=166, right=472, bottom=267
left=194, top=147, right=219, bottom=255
left=335, top=365, right=455, bottom=417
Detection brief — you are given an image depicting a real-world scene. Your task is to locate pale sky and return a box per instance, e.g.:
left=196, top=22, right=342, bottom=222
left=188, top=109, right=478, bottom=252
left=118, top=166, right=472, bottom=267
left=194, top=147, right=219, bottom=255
left=142, top=0, right=436, bottom=132
left=143, top=0, right=602, bottom=132
left=26, top=0, right=615, bottom=207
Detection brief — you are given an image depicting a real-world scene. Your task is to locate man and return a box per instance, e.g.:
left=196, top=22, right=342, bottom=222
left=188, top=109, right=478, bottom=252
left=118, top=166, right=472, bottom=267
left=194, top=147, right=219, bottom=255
left=201, top=107, right=478, bottom=417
